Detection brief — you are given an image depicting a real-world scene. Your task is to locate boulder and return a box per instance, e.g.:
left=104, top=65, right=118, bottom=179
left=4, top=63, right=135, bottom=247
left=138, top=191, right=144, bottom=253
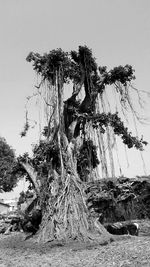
left=104, top=222, right=139, bottom=236
left=86, top=176, right=150, bottom=223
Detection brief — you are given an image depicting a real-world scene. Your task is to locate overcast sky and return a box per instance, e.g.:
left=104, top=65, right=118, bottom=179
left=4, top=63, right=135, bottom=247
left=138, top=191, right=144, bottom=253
left=0, top=0, right=150, bottom=198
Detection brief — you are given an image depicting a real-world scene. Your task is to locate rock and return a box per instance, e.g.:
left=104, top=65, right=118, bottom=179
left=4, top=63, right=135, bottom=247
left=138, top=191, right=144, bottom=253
left=104, top=222, right=139, bottom=236
left=105, top=222, right=128, bottom=235
left=86, top=177, right=150, bottom=223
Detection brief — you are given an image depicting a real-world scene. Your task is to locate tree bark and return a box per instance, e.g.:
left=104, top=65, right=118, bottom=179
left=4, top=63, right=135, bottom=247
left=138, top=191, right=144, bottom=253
left=37, top=138, right=112, bottom=245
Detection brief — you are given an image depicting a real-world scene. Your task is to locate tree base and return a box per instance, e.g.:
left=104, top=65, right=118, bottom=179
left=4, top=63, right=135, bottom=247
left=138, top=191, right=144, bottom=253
left=36, top=175, right=113, bottom=244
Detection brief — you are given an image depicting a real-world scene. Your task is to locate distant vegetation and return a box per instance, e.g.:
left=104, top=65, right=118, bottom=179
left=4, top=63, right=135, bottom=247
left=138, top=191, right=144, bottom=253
left=0, top=137, right=17, bottom=192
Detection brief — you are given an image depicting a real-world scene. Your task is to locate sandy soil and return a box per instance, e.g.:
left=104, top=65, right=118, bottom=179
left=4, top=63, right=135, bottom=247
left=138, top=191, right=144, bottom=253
left=0, top=220, right=150, bottom=267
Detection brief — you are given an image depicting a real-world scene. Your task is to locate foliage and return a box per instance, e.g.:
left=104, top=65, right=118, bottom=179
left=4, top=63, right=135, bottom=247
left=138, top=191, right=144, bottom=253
left=0, top=137, right=17, bottom=192
left=26, top=49, right=71, bottom=84
left=13, top=141, right=61, bottom=193
left=91, top=112, right=147, bottom=150
left=18, top=190, right=34, bottom=206
left=11, top=153, right=32, bottom=190
left=26, top=46, right=135, bottom=96
left=20, top=46, right=148, bottom=187
left=71, top=111, right=147, bottom=151
left=32, top=140, right=60, bottom=174
left=20, top=121, right=29, bottom=137
left=77, top=140, right=100, bottom=181
left=19, top=46, right=148, bottom=189
left=99, top=65, right=135, bottom=86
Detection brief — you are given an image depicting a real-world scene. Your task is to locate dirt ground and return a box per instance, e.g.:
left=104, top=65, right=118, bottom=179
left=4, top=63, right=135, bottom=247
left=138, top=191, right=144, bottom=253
left=0, top=220, right=150, bottom=267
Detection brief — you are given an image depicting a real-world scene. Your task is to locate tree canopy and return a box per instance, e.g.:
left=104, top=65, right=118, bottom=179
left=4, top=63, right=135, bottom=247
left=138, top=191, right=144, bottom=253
left=0, top=137, right=17, bottom=192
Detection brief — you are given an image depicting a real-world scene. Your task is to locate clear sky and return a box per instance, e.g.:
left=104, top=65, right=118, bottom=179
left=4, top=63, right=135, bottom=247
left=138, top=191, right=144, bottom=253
left=0, top=0, right=150, bottom=198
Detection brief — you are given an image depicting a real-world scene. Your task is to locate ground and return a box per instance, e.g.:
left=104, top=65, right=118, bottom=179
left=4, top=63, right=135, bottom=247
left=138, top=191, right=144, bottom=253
left=0, top=220, right=150, bottom=267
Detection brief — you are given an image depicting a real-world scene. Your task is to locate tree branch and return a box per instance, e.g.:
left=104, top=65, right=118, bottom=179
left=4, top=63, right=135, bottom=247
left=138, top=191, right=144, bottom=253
left=20, top=161, right=41, bottom=196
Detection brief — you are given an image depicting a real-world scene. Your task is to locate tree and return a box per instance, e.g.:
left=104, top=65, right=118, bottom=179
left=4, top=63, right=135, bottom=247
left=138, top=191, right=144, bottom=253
left=18, top=46, right=147, bottom=244
left=0, top=137, right=17, bottom=191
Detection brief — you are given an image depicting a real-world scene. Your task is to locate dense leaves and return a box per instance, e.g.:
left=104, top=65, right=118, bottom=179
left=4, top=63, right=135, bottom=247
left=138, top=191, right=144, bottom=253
left=22, top=46, right=148, bottom=188
left=23, top=46, right=148, bottom=186
left=99, top=65, right=135, bottom=86
left=83, top=112, right=147, bottom=150
left=26, top=49, right=71, bottom=84
left=26, top=47, right=135, bottom=93
left=77, top=140, right=100, bottom=181
left=0, top=137, right=17, bottom=192
left=32, top=140, right=60, bottom=174
left=26, top=46, right=137, bottom=117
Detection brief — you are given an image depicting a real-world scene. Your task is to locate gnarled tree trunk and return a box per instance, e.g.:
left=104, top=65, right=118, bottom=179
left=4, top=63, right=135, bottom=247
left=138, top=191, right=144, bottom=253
left=37, top=139, right=112, bottom=244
